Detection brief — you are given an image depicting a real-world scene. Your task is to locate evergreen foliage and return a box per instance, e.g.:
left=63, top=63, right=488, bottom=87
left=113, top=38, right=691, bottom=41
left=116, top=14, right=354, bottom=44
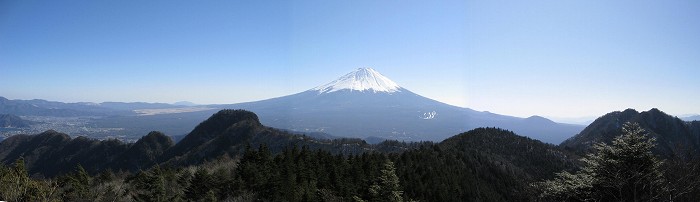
left=369, top=160, right=403, bottom=202
left=538, top=122, right=667, bottom=201
left=0, top=127, right=585, bottom=202
left=130, top=166, right=168, bottom=202
left=59, top=164, right=92, bottom=201
left=185, top=167, right=215, bottom=200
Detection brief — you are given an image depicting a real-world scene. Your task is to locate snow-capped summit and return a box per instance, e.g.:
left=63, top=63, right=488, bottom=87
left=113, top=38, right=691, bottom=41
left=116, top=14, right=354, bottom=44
left=312, top=68, right=402, bottom=93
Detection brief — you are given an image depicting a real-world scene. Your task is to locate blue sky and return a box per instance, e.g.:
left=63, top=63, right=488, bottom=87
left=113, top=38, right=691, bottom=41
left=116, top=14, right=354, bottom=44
left=1, top=0, right=699, bottom=119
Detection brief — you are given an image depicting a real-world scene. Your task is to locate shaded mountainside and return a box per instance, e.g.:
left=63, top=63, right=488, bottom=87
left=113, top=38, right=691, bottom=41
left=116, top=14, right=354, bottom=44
left=113, top=131, right=174, bottom=171
left=225, top=90, right=584, bottom=144
left=0, top=130, right=118, bottom=177
left=440, top=128, right=577, bottom=180
left=394, top=128, right=578, bottom=201
left=0, top=130, right=171, bottom=177
left=0, top=114, right=34, bottom=128
left=214, top=127, right=576, bottom=201
left=160, top=110, right=373, bottom=166
left=561, top=108, right=700, bottom=158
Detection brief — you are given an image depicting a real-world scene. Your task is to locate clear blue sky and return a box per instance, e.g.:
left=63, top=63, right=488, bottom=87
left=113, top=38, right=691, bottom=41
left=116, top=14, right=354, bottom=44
left=1, top=0, right=699, bottom=119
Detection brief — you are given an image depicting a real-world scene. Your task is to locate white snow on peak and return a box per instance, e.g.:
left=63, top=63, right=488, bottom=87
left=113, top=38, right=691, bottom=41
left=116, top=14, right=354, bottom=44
left=312, top=68, right=402, bottom=93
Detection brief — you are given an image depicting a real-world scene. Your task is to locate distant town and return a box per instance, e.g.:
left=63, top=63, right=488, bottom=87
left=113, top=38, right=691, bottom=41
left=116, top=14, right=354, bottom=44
left=1, top=116, right=132, bottom=142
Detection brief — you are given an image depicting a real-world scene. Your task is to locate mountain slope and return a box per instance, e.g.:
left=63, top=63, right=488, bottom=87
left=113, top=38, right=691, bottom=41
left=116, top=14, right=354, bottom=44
left=395, top=127, right=578, bottom=201
left=113, top=131, right=174, bottom=171
left=0, top=130, right=130, bottom=177
left=222, top=68, right=583, bottom=143
left=161, top=109, right=375, bottom=166
left=560, top=108, right=700, bottom=158
left=441, top=128, right=577, bottom=180
left=0, top=114, right=34, bottom=128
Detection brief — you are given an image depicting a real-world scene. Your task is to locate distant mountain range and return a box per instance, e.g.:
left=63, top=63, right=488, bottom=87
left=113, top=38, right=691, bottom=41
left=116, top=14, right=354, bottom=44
left=0, top=96, right=109, bottom=117
left=682, top=115, right=700, bottom=121
left=0, top=96, right=200, bottom=117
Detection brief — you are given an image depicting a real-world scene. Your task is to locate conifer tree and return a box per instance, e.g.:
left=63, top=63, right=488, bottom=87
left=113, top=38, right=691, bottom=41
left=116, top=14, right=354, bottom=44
left=61, top=164, right=92, bottom=201
left=185, top=168, right=214, bottom=200
left=369, top=160, right=403, bottom=202
left=131, top=166, right=167, bottom=202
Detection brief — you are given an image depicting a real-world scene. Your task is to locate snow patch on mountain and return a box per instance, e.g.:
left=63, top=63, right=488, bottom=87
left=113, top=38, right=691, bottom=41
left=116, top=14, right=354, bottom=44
left=421, top=111, right=437, bottom=119
left=312, top=68, right=402, bottom=93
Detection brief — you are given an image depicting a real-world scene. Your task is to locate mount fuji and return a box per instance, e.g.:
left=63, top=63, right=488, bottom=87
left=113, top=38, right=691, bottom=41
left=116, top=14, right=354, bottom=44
left=221, top=68, right=584, bottom=143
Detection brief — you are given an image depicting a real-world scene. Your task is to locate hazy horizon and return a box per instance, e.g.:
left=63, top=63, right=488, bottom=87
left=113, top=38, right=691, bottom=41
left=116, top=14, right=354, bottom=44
left=2, top=1, right=699, bottom=119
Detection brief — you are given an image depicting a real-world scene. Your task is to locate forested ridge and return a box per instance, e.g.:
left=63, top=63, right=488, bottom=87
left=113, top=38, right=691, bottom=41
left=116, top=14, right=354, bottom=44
left=561, top=108, right=700, bottom=158
left=0, top=129, right=575, bottom=201
left=1, top=109, right=699, bottom=201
